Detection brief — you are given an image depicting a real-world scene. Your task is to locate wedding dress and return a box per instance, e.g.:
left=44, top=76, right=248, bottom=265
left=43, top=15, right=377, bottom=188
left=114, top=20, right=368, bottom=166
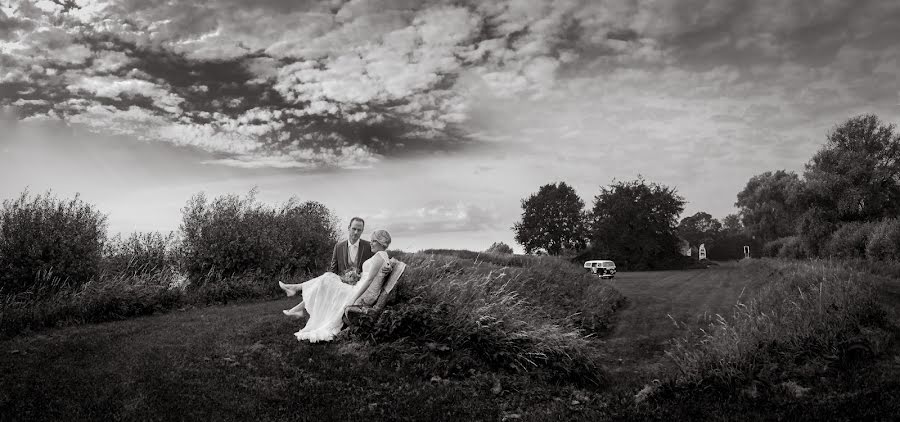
left=288, top=251, right=389, bottom=343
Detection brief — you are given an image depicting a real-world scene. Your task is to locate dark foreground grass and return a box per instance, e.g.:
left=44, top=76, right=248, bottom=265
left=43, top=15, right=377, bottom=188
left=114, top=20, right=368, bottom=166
left=3, top=295, right=899, bottom=422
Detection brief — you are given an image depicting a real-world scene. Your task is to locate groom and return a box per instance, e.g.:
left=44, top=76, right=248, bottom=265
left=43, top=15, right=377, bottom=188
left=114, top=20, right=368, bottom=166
left=329, top=217, right=390, bottom=281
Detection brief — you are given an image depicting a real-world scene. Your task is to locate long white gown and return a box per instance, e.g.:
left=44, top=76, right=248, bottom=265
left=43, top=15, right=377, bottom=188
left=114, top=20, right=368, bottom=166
left=291, top=251, right=388, bottom=343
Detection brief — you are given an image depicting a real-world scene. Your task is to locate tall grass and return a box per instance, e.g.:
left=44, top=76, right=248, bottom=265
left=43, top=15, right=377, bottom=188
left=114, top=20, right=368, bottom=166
left=0, top=270, right=308, bottom=338
left=103, top=231, right=180, bottom=280
left=662, top=259, right=892, bottom=396
left=349, top=252, right=624, bottom=385
left=418, top=249, right=624, bottom=332
left=419, top=249, right=531, bottom=267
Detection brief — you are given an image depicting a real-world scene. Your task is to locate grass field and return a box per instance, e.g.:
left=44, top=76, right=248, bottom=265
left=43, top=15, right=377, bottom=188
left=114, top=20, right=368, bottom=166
left=2, top=261, right=899, bottom=421
left=597, top=265, right=755, bottom=382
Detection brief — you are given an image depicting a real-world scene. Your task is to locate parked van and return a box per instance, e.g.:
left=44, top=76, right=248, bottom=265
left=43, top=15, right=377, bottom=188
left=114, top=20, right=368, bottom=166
left=583, top=260, right=617, bottom=279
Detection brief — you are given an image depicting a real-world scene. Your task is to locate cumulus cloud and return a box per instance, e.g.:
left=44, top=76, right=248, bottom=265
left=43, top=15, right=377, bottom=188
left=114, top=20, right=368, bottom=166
left=1, top=0, right=898, bottom=171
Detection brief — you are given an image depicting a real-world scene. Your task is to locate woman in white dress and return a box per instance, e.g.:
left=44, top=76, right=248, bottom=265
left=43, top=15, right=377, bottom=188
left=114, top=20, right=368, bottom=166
left=278, top=230, right=392, bottom=343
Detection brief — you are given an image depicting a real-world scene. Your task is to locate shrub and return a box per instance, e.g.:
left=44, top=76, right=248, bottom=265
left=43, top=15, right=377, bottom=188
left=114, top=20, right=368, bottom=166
left=178, top=190, right=338, bottom=284
left=485, top=241, right=514, bottom=254
left=663, top=259, right=891, bottom=395
left=824, top=222, right=875, bottom=258
left=762, top=237, right=805, bottom=258
left=865, top=218, right=900, bottom=261
left=797, top=207, right=837, bottom=257
left=775, top=236, right=806, bottom=259
left=0, top=190, right=107, bottom=295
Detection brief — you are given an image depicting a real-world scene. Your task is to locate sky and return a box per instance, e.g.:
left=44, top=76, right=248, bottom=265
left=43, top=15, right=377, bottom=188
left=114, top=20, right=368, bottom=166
left=1, top=0, right=899, bottom=253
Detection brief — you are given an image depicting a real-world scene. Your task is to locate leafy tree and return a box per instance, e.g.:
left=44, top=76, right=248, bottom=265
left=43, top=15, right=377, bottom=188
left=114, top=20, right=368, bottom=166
left=721, top=213, right=744, bottom=235
left=804, top=114, right=900, bottom=222
left=485, top=241, right=514, bottom=254
left=677, top=212, right=722, bottom=248
left=735, top=170, right=804, bottom=243
left=513, top=182, right=587, bottom=255
left=586, top=177, right=685, bottom=270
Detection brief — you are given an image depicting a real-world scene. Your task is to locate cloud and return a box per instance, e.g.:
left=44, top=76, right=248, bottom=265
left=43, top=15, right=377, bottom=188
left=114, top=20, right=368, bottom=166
left=371, top=201, right=503, bottom=235
left=2, top=0, right=899, bottom=172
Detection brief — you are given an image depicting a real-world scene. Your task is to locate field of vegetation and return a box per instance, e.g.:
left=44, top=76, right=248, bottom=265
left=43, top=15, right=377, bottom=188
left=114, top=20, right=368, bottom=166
left=2, top=249, right=899, bottom=420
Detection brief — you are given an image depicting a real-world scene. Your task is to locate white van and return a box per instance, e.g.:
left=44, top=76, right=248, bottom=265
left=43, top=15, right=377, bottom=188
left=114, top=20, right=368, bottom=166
left=583, top=260, right=617, bottom=279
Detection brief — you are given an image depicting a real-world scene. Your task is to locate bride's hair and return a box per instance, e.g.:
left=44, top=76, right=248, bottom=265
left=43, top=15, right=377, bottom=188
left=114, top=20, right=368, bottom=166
left=371, top=230, right=391, bottom=248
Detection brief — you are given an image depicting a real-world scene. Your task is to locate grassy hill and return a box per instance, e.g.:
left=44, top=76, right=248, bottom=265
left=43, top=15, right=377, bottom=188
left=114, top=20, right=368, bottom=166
left=2, top=252, right=899, bottom=420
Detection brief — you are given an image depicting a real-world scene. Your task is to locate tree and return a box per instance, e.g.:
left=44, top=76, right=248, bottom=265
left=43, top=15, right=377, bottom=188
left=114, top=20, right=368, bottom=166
left=804, top=114, right=900, bottom=223
left=485, top=241, right=514, bottom=254
left=586, top=177, right=685, bottom=270
left=677, top=212, right=722, bottom=248
left=513, top=182, right=587, bottom=255
left=721, top=213, right=744, bottom=236
left=735, top=170, right=805, bottom=243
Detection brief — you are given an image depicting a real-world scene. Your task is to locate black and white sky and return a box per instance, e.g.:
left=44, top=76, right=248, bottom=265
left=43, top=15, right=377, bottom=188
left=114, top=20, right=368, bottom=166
left=1, top=0, right=899, bottom=251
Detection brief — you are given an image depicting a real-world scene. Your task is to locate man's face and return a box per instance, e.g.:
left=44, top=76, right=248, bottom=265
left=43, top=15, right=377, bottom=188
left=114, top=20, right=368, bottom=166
left=348, top=221, right=364, bottom=243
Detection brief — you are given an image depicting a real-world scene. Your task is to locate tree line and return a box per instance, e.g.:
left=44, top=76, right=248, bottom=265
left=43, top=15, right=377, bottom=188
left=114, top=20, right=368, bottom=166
left=512, top=114, right=900, bottom=269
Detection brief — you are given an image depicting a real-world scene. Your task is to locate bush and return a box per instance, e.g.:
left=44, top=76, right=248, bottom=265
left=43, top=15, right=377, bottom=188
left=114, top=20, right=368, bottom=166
left=0, top=190, right=107, bottom=295
left=776, top=236, right=806, bottom=259
left=762, top=237, right=804, bottom=258
left=797, top=207, right=837, bottom=257
left=663, top=259, right=891, bottom=395
left=103, top=231, right=180, bottom=280
left=824, top=222, right=875, bottom=259
left=485, top=241, right=514, bottom=254
left=865, top=218, right=900, bottom=261
left=349, top=252, right=624, bottom=384
left=178, top=190, right=339, bottom=284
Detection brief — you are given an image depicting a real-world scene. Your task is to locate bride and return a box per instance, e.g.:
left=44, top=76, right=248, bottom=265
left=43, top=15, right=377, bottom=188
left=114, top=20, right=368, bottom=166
left=278, top=229, right=393, bottom=342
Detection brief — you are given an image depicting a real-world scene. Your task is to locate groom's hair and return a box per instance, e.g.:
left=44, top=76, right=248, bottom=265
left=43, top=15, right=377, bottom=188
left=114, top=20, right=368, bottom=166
left=349, top=217, right=365, bottom=227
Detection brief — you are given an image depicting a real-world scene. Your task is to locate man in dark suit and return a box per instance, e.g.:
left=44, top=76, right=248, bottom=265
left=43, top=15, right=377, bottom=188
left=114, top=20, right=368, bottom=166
left=329, top=217, right=373, bottom=276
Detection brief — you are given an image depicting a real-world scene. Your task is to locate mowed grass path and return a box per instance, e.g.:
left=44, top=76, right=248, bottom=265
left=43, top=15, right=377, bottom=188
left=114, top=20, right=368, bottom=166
left=3, top=263, right=898, bottom=420
left=597, top=263, right=752, bottom=380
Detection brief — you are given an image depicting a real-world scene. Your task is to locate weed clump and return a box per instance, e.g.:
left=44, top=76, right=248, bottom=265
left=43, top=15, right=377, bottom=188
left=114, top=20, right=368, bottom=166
left=348, top=252, right=624, bottom=385
left=662, top=259, right=893, bottom=398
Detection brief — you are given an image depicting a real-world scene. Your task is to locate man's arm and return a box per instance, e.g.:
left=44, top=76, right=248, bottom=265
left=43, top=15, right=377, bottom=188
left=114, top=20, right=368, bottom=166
left=328, top=242, right=340, bottom=274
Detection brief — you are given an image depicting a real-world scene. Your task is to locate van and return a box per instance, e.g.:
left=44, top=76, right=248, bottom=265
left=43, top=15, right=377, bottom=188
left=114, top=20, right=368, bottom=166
left=583, top=260, right=617, bottom=279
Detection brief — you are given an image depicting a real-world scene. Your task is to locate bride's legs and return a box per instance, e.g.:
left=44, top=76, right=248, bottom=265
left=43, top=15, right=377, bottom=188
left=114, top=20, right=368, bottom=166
left=282, top=301, right=306, bottom=317
left=278, top=281, right=301, bottom=297
left=280, top=272, right=334, bottom=296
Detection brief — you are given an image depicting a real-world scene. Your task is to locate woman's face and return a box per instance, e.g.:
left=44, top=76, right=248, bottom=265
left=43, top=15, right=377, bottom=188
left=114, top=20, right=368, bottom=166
left=370, top=239, right=384, bottom=251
